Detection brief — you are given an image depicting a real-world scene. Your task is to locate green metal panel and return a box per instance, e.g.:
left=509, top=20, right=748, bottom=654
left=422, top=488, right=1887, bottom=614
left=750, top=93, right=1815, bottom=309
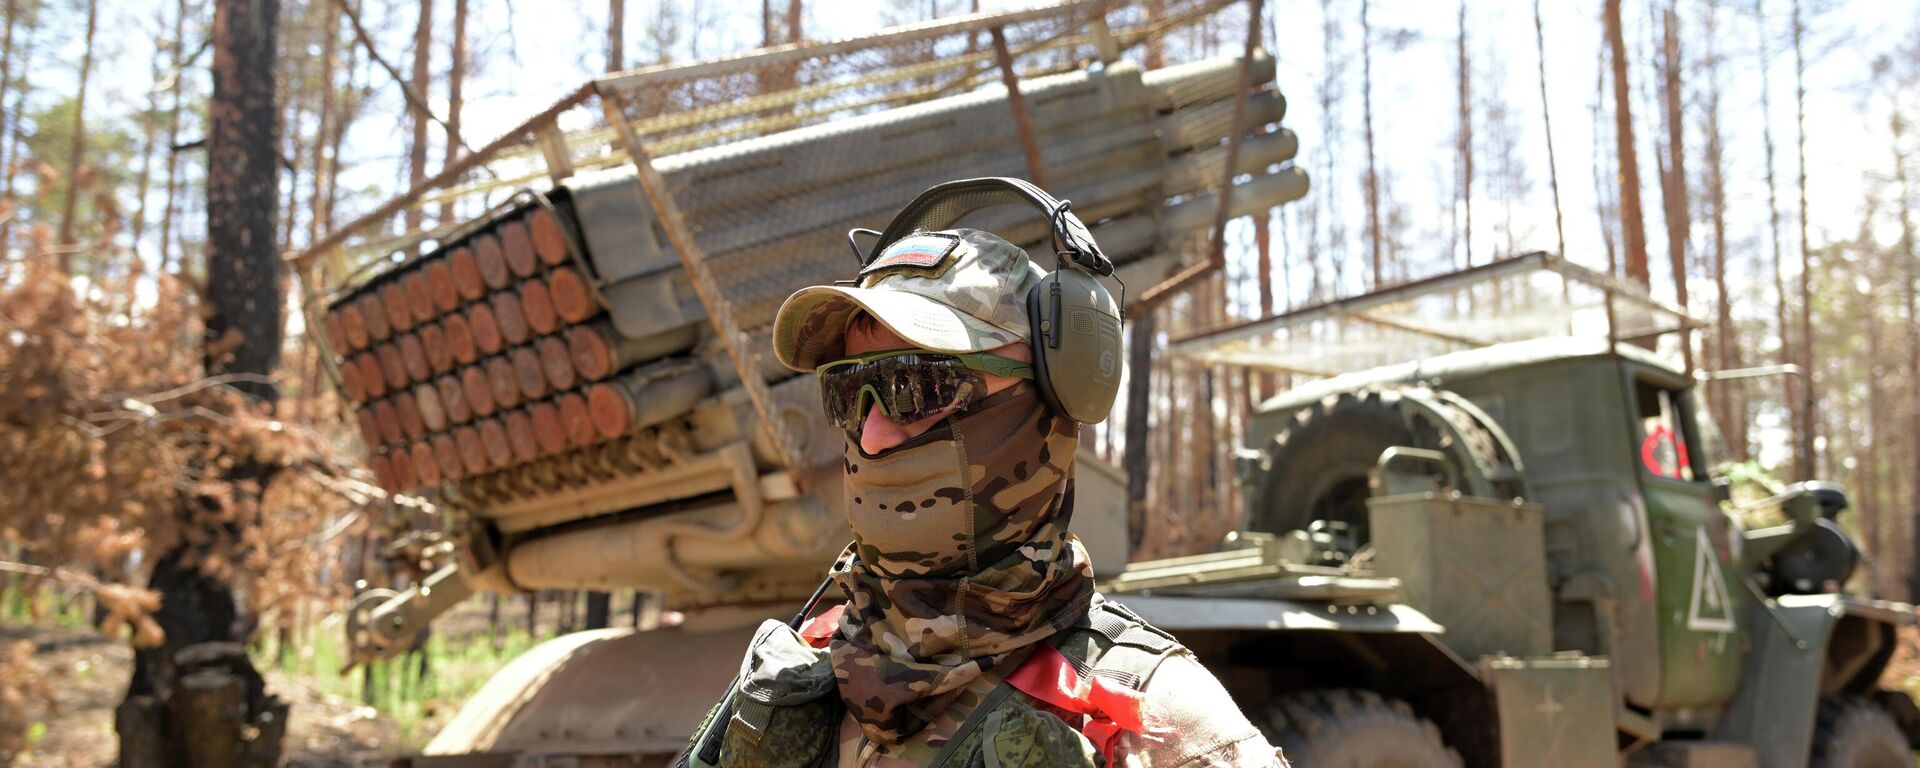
left=1368, top=494, right=1553, bottom=660
left=1481, top=656, right=1616, bottom=768
left=1717, top=594, right=1834, bottom=768
left=1624, top=364, right=1746, bottom=708
left=1453, top=358, right=1667, bottom=707
left=1720, top=594, right=1915, bottom=767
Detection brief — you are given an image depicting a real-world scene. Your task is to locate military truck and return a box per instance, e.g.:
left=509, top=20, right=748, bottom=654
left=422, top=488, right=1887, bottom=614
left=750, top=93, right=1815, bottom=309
left=1121, top=250, right=1920, bottom=766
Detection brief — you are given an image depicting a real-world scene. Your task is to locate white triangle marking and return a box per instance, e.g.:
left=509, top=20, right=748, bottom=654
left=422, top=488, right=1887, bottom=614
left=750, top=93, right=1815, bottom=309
left=1688, top=526, right=1737, bottom=633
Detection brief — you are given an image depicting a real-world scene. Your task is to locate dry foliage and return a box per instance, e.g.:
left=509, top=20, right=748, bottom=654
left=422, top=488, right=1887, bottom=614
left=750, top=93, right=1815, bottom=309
left=0, top=237, right=369, bottom=758
left=0, top=639, right=55, bottom=763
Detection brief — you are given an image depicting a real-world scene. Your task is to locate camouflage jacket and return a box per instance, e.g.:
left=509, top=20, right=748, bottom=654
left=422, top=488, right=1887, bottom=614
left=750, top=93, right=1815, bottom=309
left=688, top=598, right=1286, bottom=768
left=835, top=651, right=1285, bottom=767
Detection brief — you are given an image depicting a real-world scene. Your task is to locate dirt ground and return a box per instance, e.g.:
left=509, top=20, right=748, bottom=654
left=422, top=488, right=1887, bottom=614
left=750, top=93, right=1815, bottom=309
left=1, top=622, right=404, bottom=768
left=9, top=603, right=1920, bottom=766
left=1884, top=623, right=1920, bottom=694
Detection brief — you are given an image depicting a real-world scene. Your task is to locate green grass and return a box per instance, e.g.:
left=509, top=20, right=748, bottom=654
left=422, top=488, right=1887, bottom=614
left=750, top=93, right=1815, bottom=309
left=3, top=585, right=555, bottom=751
left=0, top=585, right=90, bottom=628
left=264, top=606, right=548, bottom=749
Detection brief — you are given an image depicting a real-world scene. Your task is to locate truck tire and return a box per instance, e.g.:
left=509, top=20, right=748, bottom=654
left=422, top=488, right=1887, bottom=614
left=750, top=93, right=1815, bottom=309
left=1256, top=688, right=1462, bottom=768
left=1811, top=695, right=1912, bottom=768
left=1251, top=390, right=1426, bottom=549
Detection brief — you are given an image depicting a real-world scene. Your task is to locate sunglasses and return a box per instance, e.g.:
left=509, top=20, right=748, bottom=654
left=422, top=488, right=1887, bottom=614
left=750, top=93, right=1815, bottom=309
left=816, top=349, right=1033, bottom=435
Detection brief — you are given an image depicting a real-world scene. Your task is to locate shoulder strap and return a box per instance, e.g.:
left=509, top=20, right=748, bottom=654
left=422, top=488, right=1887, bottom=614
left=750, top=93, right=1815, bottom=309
left=1075, top=598, right=1179, bottom=691
left=929, top=601, right=1185, bottom=768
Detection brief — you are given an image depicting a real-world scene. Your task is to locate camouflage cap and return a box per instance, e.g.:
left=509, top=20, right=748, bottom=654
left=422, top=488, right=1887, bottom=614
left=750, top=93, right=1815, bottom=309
left=772, top=228, right=1043, bottom=371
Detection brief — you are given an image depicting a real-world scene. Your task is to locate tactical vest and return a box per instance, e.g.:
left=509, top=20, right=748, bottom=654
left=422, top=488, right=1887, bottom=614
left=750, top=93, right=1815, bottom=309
left=680, top=597, right=1181, bottom=768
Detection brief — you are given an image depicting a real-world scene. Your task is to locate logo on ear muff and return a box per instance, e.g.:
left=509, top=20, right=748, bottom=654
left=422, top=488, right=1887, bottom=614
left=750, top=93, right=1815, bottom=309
left=1099, top=350, right=1116, bottom=377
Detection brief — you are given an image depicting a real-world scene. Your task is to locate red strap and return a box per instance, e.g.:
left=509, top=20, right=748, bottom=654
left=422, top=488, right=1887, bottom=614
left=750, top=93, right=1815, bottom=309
left=1005, top=644, right=1151, bottom=761
left=798, top=604, right=844, bottom=648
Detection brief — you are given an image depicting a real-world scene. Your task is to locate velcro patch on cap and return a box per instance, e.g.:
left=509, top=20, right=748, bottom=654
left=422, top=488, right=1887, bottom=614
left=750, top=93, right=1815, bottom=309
left=859, top=233, right=961, bottom=283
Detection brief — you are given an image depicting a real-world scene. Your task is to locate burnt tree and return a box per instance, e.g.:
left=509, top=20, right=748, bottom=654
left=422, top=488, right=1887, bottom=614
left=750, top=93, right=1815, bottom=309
left=117, top=0, right=289, bottom=765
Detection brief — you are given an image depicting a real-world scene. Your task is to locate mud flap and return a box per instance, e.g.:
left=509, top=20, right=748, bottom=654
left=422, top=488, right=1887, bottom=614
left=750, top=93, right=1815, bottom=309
left=1481, top=656, right=1615, bottom=768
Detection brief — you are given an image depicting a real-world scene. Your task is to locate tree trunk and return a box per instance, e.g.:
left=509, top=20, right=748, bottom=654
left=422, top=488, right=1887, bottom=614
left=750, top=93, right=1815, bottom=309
left=1592, top=20, right=1618, bottom=274
left=1123, top=306, right=1155, bottom=554
left=440, top=0, right=467, bottom=224
left=0, top=0, right=22, bottom=261
left=1893, top=110, right=1920, bottom=601
left=55, top=0, right=100, bottom=274
left=487, top=594, right=501, bottom=650
left=1317, top=0, right=1344, bottom=291
left=1532, top=0, right=1565, bottom=257
left=114, top=2, right=290, bottom=762
left=1753, top=0, right=1799, bottom=478
left=1790, top=0, right=1816, bottom=478
left=1603, top=0, right=1649, bottom=288
left=1360, top=0, right=1380, bottom=287
left=405, top=0, right=433, bottom=233
left=1657, top=5, right=1691, bottom=371
left=277, top=12, right=306, bottom=252
left=308, top=0, right=340, bottom=248
left=129, top=7, right=172, bottom=261
left=608, top=0, right=624, bottom=72
left=1253, top=209, right=1274, bottom=400
left=0, top=0, right=16, bottom=186
left=584, top=591, right=611, bottom=630
left=1860, top=209, right=1884, bottom=593
left=159, top=0, right=189, bottom=276
left=1702, top=0, right=1743, bottom=458
left=324, top=3, right=362, bottom=237
left=1456, top=1, right=1472, bottom=268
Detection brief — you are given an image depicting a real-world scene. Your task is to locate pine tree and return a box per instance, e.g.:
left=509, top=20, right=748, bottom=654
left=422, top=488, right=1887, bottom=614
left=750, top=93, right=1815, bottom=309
left=1657, top=4, right=1691, bottom=369
left=55, top=0, right=99, bottom=274
left=1456, top=0, right=1473, bottom=267
left=1700, top=0, right=1745, bottom=458
left=1605, top=0, right=1650, bottom=286
left=1533, top=0, right=1565, bottom=257
left=1790, top=0, right=1817, bottom=476
left=1360, top=0, right=1380, bottom=287
left=405, top=0, right=433, bottom=232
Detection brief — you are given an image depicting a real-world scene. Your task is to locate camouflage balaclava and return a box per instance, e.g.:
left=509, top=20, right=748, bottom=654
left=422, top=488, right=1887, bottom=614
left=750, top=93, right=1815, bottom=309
left=829, top=381, right=1094, bottom=746
left=770, top=228, right=1099, bottom=747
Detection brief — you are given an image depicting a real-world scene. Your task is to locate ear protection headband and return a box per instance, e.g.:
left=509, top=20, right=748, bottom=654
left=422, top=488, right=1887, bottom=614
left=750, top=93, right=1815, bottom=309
left=857, top=177, right=1124, bottom=424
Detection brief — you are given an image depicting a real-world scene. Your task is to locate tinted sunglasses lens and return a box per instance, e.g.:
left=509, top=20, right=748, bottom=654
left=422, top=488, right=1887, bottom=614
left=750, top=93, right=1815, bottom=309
left=820, top=355, right=976, bottom=433
left=820, top=364, right=870, bottom=431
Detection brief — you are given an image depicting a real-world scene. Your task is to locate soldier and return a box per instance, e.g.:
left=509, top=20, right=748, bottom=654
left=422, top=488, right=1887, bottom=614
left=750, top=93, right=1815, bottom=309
left=682, top=180, right=1284, bottom=768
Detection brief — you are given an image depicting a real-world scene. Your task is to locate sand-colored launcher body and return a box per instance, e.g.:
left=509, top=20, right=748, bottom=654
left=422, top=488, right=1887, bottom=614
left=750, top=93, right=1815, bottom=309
left=326, top=50, right=1309, bottom=664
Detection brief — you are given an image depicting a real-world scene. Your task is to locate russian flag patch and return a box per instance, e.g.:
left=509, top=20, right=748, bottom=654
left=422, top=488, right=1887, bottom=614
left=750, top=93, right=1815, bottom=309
left=860, top=232, right=962, bottom=280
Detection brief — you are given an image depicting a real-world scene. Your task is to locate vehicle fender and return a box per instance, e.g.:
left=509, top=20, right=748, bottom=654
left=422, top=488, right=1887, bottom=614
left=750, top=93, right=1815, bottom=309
left=420, top=621, right=761, bottom=761
left=1719, top=593, right=1918, bottom=768
left=1110, top=594, right=1487, bottom=755
left=1107, top=594, right=1480, bottom=691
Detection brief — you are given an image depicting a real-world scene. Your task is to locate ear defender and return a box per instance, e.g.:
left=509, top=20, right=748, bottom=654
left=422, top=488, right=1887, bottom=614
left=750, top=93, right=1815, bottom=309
left=859, top=177, right=1125, bottom=424
left=1027, top=266, right=1122, bottom=424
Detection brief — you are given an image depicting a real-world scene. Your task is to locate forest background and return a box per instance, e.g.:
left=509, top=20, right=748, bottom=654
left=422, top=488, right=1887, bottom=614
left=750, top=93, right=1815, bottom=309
left=1, top=0, right=1919, bottom=763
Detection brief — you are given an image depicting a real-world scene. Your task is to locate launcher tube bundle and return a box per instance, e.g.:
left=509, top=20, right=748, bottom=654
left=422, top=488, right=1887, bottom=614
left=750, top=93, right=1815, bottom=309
left=324, top=50, right=1307, bottom=636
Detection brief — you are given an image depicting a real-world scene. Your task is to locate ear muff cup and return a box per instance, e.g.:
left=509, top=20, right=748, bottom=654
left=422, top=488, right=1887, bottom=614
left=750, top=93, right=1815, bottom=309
left=863, top=176, right=1125, bottom=423
left=1027, top=268, right=1123, bottom=424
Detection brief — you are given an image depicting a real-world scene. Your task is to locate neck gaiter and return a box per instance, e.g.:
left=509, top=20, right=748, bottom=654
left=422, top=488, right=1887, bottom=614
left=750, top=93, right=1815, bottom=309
left=828, top=384, right=1095, bottom=746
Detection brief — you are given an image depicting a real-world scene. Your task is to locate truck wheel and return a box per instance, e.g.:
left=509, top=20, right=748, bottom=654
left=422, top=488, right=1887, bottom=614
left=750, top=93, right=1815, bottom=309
left=1256, top=688, right=1462, bottom=768
left=1252, top=390, right=1425, bottom=550
left=1812, top=695, right=1911, bottom=768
